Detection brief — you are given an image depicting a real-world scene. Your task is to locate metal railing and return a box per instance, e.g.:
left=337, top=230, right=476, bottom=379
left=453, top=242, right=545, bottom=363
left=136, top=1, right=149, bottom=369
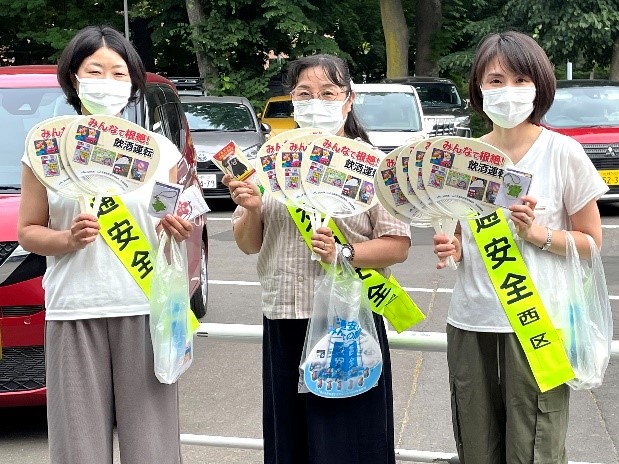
left=181, top=322, right=617, bottom=464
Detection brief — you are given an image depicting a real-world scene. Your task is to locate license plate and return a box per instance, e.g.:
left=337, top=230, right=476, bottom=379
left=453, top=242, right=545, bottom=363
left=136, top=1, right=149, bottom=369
left=198, top=174, right=217, bottom=189
left=599, top=170, right=619, bottom=186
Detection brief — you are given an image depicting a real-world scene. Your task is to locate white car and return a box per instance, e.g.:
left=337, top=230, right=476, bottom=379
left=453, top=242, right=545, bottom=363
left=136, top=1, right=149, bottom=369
left=352, top=83, right=427, bottom=154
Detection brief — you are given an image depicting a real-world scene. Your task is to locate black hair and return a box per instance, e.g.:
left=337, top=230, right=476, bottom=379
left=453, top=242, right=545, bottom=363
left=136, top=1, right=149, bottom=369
left=57, top=25, right=146, bottom=114
left=285, top=54, right=370, bottom=144
left=469, top=31, right=556, bottom=125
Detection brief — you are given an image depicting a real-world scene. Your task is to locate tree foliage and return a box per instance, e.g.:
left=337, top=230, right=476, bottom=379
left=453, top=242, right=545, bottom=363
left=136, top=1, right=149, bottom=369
left=1, top=0, right=618, bottom=113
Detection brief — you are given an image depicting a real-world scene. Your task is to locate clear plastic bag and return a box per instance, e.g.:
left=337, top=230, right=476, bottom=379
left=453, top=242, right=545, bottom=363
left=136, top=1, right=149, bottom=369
left=299, top=253, right=383, bottom=398
left=149, top=232, right=194, bottom=384
left=562, top=232, right=613, bottom=390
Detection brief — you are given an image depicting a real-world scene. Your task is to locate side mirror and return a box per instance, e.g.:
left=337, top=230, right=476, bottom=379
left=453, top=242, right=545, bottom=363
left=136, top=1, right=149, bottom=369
left=261, top=122, right=272, bottom=134
left=463, top=98, right=470, bottom=109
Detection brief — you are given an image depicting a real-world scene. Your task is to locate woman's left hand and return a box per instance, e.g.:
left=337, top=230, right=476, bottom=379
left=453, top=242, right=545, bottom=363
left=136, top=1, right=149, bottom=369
left=311, top=226, right=337, bottom=264
left=509, top=194, right=537, bottom=239
left=158, top=214, right=194, bottom=242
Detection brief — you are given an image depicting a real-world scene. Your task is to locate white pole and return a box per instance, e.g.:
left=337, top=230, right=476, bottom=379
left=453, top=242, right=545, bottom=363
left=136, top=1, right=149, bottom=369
left=124, top=0, right=130, bottom=40
left=567, top=61, right=573, bottom=80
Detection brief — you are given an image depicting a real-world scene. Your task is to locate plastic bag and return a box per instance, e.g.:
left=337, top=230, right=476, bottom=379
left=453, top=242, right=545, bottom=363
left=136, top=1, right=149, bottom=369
left=149, top=232, right=194, bottom=384
left=562, top=232, right=613, bottom=390
left=299, top=253, right=383, bottom=398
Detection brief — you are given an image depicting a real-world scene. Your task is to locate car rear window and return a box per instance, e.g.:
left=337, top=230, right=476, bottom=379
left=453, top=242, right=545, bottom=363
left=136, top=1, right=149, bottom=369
left=0, top=87, right=74, bottom=188
left=544, top=86, right=619, bottom=128
left=183, top=102, right=256, bottom=132
left=354, top=92, right=423, bottom=132
left=264, top=101, right=293, bottom=118
left=413, top=83, right=462, bottom=107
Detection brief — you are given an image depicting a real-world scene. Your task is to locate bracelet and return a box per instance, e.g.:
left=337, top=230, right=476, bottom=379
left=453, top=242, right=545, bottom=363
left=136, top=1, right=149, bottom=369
left=540, top=227, right=553, bottom=251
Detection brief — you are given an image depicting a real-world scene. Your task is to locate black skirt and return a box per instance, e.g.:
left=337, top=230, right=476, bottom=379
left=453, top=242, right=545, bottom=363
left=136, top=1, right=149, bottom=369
left=262, top=313, right=396, bottom=464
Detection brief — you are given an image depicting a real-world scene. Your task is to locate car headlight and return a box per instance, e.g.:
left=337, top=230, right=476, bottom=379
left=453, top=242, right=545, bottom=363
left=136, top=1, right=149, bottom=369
left=243, top=144, right=260, bottom=160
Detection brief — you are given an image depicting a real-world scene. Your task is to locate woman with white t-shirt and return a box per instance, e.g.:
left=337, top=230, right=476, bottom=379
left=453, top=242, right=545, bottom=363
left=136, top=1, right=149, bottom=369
left=17, top=25, right=192, bottom=464
left=433, top=31, right=607, bottom=464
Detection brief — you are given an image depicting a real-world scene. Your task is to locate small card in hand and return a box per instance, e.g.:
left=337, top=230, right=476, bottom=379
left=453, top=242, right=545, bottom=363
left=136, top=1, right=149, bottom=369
left=175, top=185, right=210, bottom=221
left=148, top=181, right=182, bottom=218
left=211, top=141, right=255, bottom=181
left=493, top=167, right=533, bottom=208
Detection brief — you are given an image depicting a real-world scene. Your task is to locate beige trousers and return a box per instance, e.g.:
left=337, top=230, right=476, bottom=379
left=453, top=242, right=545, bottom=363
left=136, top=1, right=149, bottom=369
left=46, top=315, right=182, bottom=464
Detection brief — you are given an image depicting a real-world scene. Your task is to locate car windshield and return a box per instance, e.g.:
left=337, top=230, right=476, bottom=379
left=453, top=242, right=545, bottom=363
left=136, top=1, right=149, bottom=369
left=543, top=86, right=619, bottom=128
left=0, top=87, right=74, bottom=189
left=264, top=100, right=293, bottom=118
left=413, top=83, right=462, bottom=108
left=354, top=92, right=423, bottom=131
left=183, top=102, right=256, bottom=132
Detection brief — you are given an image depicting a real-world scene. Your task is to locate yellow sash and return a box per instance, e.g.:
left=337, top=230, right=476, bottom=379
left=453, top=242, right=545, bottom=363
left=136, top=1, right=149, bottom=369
left=96, top=196, right=199, bottom=331
left=469, top=209, right=574, bottom=392
left=288, top=206, right=425, bottom=333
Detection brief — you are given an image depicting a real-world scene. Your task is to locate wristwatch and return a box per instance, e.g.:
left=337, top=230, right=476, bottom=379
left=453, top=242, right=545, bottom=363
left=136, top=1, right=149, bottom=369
left=340, top=244, right=355, bottom=262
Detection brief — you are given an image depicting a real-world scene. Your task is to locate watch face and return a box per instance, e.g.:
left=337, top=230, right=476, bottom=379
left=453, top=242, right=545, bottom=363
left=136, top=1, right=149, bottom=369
left=342, top=245, right=352, bottom=259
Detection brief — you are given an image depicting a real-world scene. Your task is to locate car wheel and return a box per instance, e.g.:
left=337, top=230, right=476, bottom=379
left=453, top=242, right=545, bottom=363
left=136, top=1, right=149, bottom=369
left=190, top=239, right=208, bottom=319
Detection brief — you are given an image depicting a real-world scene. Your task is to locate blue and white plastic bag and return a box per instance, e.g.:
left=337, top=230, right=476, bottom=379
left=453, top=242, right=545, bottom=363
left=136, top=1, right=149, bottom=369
left=150, top=232, right=194, bottom=384
left=300, top=254, right=382, bottom=398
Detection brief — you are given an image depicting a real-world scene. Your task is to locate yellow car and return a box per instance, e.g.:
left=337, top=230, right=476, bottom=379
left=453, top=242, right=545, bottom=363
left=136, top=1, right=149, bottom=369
left=259, top=95, right=296, bottom=136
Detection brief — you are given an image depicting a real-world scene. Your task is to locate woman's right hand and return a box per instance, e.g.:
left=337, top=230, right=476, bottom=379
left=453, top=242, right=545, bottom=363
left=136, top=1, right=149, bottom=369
left=433, top=233, right=459, bottom=270
left=68, top=213, right=100, bottom=250
left=222, top=173, right=262, bottom=210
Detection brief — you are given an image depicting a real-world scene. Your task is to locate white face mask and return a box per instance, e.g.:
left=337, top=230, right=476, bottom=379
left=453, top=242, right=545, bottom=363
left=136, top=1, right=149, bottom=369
left=481, top=86, right=536, bottom=129
left=292, top=98, right=347, bottom=134
left=76, top=76, right=133, bottom=116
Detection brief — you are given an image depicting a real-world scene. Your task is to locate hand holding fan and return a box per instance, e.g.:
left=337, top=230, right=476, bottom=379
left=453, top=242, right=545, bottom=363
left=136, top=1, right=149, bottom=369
left=395, top=139, right=459, bottom=268
left=272, top=130, right=327, bottom=260
left=421, top=137, right=524, bottom=267
left=421, top=136, right=515, bottom=219
left=375, top=144, right=457, bottom=269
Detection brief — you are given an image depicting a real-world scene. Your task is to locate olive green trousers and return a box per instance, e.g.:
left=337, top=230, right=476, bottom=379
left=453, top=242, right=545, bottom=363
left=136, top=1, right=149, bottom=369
left=447, top=324, right=570, bottom=464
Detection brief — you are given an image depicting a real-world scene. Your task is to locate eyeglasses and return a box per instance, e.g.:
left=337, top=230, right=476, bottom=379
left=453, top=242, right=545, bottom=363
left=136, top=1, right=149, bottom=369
left=290, top=88, right=348, bottom=101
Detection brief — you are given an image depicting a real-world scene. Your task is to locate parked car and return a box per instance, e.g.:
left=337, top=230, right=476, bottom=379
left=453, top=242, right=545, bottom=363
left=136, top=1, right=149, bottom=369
left=541, top=79, right=619, bottom=203
left=0, top=65, right=208, bottom=407
left=181, top=95, right=271, bottom=199
left=382, top=76, right=471, bottom=137
left=352, top=83, right=426, bottom=153
left=259, top=95, right=295, bottom=136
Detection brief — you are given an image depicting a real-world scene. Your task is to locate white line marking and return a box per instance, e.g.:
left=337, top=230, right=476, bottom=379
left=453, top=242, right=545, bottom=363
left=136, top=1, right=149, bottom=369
left=208, top=280, right=619, bottom=299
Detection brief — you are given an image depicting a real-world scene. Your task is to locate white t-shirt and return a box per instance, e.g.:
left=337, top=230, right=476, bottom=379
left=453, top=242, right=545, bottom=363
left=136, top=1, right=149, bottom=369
left=22, top=132, right=181, bottom=320
left=448, top=128, right=608, bottom=332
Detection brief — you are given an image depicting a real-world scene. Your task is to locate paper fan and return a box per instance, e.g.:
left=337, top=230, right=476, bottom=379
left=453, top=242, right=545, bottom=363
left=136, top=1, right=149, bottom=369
left=299, top=135, right=383, bottom=218
left=25, top=115, right=100, bottom=212
left=374, top=146, right=434, bottom=227
left=255, top=127, right=324, bottom=203
left=395, top=138, right=452, bottom=218
left=62, top=115, right=161, bottom=198
left=421, top=136, right=514, bottom=219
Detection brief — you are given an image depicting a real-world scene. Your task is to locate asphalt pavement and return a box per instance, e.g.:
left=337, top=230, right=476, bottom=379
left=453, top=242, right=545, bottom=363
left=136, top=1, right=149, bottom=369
left=1, top=200, right=618, bottom=464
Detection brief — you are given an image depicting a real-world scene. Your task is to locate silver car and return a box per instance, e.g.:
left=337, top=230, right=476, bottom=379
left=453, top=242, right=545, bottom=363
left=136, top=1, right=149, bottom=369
left=181, top=95, right=271, bottom=199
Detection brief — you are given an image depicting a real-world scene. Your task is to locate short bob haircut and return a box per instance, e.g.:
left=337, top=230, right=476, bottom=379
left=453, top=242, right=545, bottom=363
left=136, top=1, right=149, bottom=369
left=57, top=25, right=146, bottom=114
left=284, top=54, right=370, bottom=144
left=468, top=31, right=555, bottom=125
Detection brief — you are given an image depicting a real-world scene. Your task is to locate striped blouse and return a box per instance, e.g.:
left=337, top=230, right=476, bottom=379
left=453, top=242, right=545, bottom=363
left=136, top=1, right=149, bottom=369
left=232, top=194, right=411, bottom=320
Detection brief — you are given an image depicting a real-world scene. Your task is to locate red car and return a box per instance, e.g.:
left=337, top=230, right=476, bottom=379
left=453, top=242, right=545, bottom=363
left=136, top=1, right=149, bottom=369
left=541, top=79, right=619, bottom=202
left=0, top=66, right=208, bottom=407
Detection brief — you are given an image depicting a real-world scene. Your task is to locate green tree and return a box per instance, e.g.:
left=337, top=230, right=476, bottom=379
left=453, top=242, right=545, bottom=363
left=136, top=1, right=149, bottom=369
left=502, top=0, right=619, bottom=80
